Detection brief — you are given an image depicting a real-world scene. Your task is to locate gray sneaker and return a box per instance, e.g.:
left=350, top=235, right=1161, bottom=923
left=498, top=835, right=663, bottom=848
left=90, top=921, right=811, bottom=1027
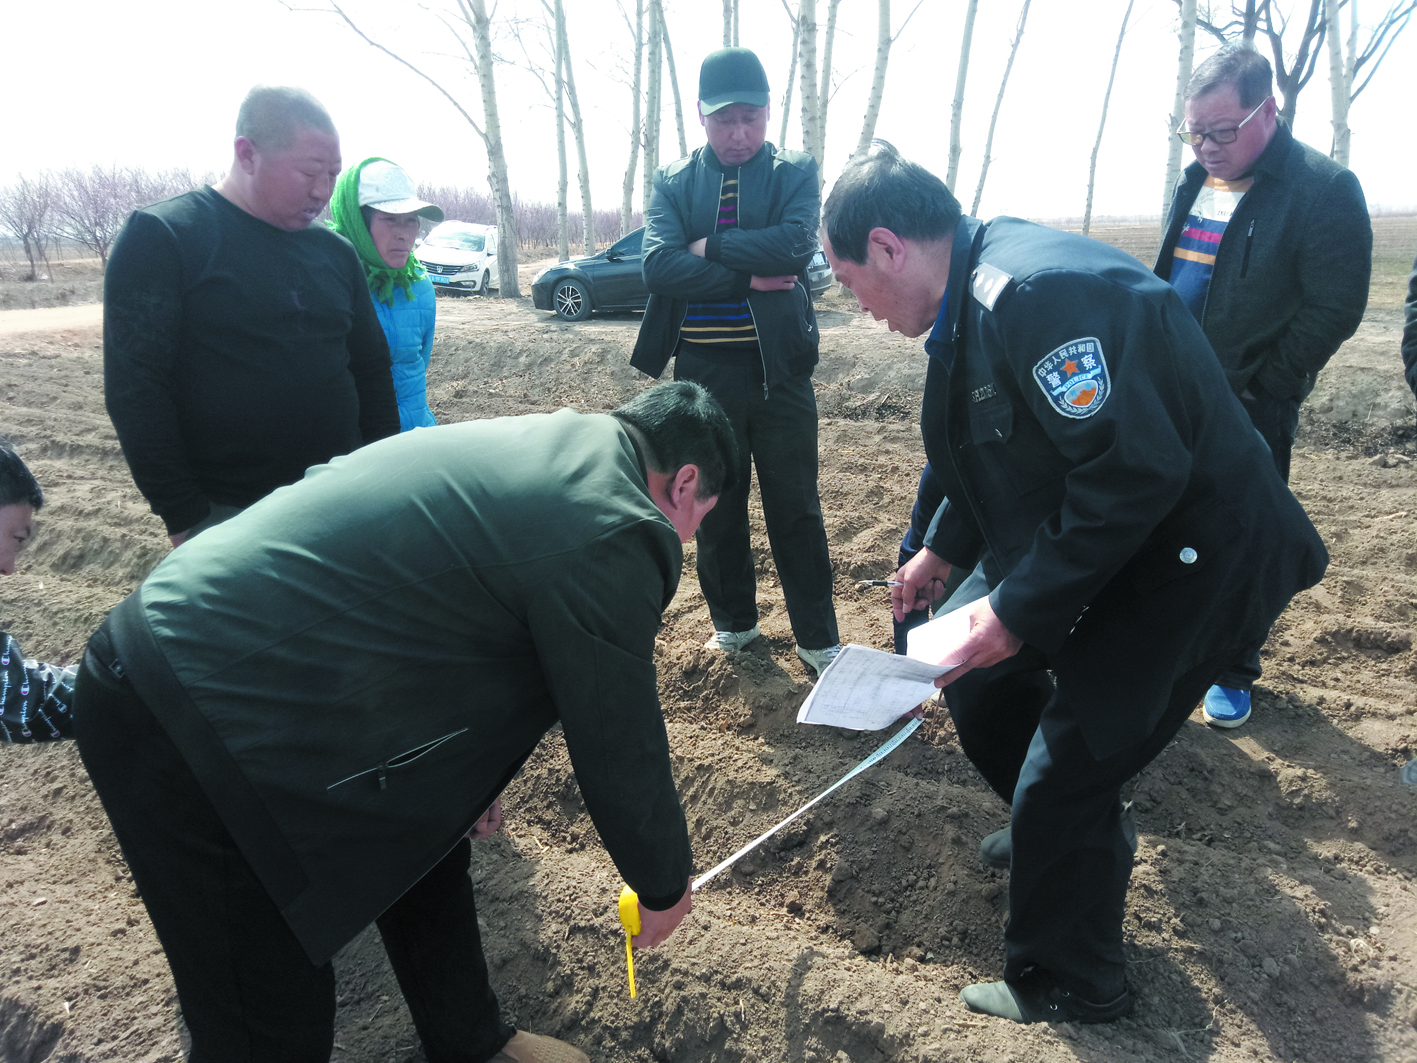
left=795, top=644, right=843, bottom=678
left=704, top=624, right=761, bottom=653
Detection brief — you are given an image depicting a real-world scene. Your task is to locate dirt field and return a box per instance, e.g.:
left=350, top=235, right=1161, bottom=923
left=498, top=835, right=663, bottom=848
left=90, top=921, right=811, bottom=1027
left=3, top=220, right=1417, bottom=1063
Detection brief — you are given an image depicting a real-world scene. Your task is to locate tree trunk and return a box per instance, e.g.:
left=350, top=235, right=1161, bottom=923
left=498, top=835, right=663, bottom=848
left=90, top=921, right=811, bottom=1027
left=970, top=0, right=1031, bottom=217
left=1161, top=0, right=1197, bottom=223
left=733, top=0, right=740, bottom=46
left=1327, top=0, right=1351, bottom=165
left=642, top=0, right=663, bottom=218
left=661, top=17, right=689, bottom=159
left=559, top=6, right=594, bottom=253
left=554, top=0, right=569, bottom=262
left=852, top=0, right=891, bottom=160
left=1084, top=0, right=1135, bottom=236
left=813, top=0, right=840, bottom=180
left=946, top=0, right=978, bottom=187
left=1263, top=0, right=1327, bottom=124
left=621, top=0, right=644, bottom=237
left=797, top=0, right=820, bottom=164
left=723, top=0, right=733, bottom=45
left=780, top=0, right=801, bottom=147
left=463, top=0, right=521, bottom=297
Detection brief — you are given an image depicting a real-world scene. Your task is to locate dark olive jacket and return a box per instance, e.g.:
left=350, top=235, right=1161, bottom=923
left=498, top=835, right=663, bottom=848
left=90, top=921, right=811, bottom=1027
left=98, top=411, right=693, bottom=965
left=631, top=142, right=820, bottom=390
left=1154, top=121, right=1371, bottom=401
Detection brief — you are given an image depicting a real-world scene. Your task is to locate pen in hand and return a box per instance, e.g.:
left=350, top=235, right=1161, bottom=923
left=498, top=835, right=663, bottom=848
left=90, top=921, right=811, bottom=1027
left=858, top=579, right=903, bottom=587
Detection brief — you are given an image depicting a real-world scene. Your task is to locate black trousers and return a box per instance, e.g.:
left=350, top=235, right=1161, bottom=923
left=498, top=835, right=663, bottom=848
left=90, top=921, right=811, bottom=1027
left=71, top=660, right=514, bottom=1063
left=940, top=569, right=1226, bottom=1001
left=1214, top=388, right=1300, bottom=690
left=674, top=348, right=838, bottom=649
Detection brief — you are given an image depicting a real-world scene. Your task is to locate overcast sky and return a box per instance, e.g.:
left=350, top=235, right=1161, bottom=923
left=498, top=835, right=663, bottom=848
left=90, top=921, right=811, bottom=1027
left=8, top=0, right=1415, bottom=223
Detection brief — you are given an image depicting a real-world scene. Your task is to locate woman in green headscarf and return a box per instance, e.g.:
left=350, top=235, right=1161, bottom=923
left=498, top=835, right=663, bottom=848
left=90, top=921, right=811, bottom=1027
left=330, top=158, right=444, bottom=431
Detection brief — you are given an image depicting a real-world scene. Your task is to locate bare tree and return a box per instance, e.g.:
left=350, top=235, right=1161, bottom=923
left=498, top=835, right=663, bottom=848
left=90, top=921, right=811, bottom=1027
left=1193, top=0, right=1411, bottom=126
left=1161, top=0, right=1198, bottom=220
left=1327, top=0, right=1416, bottom=162
left=779, top=0, right=801, bottom=147
left=1084, top=0, right=1136, bottom=236
left=971, top=0, right=1033, bottom=217
left=559, top=5, right=595, bottom=253
left=642, top=0, right=664, bottom=218
left=797, top=0, right=821, bottom=167
left=319, top=1, right=522, bottom=296
left=49, top=165, right=135, bottom=268
left=853, top=0, right=930, bottom=161
left=0, top=174, right=53, bottom=281
left=722, top=0, right=733, bottom=45
left=946, top=0, right=979, bottom=184
left=661, top=17, right=689, bottom=159
left=553, top=0, right=570, bottom=261
left=1326, top=0, right=1351, bottom=165
left=815, top=0, right=841, bottom=175
left=621, top=0, right=645, bottom=237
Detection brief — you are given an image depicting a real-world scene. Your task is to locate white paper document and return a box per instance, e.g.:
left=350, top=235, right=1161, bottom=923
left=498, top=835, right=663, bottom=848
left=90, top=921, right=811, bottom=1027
left=904, top=604, right=972, bottom=665
left=796, top=644, right=952, bottom=730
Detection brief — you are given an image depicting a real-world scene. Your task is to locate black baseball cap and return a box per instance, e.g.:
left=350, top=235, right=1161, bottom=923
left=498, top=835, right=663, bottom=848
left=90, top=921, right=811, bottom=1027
left=698, top=48, right=770, bottom=114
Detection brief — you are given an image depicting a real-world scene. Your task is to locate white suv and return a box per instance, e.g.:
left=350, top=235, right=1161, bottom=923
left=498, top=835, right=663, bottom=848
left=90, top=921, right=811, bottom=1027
left=418, top=222, right=500, bottom=295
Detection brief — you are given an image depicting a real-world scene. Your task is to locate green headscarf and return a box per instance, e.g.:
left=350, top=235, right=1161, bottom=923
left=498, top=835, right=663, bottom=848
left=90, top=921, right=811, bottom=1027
left=329, top=156, right=429, bottom=307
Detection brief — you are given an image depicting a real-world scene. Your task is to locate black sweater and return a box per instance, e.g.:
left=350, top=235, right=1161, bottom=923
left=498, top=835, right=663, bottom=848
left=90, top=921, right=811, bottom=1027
left=104, top=187, right=399, bottom=534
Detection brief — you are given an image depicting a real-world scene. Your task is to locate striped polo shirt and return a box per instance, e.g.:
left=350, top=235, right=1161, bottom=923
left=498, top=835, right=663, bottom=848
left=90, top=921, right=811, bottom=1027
left=1169, top=174, right=1253, bottom=321
left=681, top=169, right=759, bottom=354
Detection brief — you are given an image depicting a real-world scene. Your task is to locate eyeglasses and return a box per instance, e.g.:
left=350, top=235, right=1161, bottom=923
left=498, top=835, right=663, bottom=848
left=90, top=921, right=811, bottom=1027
left=1175, top=98, right=1269, bottom=146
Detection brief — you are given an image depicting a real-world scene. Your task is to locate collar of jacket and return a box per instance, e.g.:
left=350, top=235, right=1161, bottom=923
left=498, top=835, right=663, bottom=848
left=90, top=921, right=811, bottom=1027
left=697, top=141, right=772, bottom=174
left=925, top=215, right=987, bottom=372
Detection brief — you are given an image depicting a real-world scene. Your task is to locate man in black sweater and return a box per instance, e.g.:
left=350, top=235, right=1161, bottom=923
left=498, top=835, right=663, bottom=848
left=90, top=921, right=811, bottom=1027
left=104, top=85, right=399, bottom=547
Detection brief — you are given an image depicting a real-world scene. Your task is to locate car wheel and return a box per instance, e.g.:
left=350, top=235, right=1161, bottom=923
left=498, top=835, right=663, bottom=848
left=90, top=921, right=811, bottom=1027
left=553, top=278, right=591, bottom=321
left=476, top=271, right=490, bottom=296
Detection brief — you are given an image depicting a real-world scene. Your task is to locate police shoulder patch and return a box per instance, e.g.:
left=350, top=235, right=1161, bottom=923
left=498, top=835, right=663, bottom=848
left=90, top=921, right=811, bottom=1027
left=970, top=263, right=1012, bottom=311
left=1032, top=337, right=1110, bottom=419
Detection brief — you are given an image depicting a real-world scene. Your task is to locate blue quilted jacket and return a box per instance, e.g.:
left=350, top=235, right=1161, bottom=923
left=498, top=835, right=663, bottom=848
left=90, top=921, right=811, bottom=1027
left=374, top=274, right=438, bottom=430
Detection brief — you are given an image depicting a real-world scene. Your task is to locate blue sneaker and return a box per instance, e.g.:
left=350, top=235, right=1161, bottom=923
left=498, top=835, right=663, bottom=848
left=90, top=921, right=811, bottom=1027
left=1202, top=684, right=1251, bottom=728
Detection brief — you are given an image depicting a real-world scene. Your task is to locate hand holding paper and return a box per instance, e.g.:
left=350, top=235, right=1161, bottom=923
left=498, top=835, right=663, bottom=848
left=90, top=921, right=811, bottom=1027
left=909, top=596, right=1022, bottom=688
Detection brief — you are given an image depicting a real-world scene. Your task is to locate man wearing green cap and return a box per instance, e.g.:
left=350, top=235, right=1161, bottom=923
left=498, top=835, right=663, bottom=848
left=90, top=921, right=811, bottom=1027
left=631, top=46, right=841, bottom=679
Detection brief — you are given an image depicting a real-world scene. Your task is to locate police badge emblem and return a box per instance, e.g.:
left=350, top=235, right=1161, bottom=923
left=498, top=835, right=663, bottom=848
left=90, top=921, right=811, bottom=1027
left=1032, top=337, right=1110, bottom=418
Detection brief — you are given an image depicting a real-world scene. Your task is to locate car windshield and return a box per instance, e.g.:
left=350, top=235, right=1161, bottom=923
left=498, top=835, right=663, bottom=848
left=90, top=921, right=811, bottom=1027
left=426, top=231, right=485, bottom=252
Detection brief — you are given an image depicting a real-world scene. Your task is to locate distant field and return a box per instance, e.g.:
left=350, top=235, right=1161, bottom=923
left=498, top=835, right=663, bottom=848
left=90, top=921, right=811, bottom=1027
left=2, top=218, right=1412, bottom=312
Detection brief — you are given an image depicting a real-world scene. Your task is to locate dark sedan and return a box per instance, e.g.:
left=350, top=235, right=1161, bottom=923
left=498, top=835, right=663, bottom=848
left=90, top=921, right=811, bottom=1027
left=531, top=227, right=834, bottom=322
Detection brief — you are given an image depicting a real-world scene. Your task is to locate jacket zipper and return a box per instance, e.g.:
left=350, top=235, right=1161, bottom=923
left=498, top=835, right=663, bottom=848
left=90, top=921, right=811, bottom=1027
left=325, top=728, right=469, bottom=792
left=1239, top=219, right=1255, bottom=278
left=734, top=171, right=772, bottom=398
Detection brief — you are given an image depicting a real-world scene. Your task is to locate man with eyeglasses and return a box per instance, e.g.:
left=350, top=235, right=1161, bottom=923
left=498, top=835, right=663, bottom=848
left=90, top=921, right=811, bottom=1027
left=1155, top=42, right=1370, bottom=729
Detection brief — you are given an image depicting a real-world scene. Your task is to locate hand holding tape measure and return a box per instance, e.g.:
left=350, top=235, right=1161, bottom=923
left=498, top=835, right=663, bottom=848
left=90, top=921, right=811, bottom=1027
left=617, top=716, right=923, bottom=996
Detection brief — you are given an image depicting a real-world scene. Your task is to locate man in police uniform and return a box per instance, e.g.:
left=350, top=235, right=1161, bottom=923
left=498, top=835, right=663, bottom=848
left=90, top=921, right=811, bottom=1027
left=821, top=143, right=1327, bottom=1023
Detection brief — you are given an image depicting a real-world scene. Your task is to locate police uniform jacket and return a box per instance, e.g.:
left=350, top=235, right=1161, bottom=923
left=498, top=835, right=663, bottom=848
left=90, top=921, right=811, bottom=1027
left=921, top=216, right=1327, bottom=759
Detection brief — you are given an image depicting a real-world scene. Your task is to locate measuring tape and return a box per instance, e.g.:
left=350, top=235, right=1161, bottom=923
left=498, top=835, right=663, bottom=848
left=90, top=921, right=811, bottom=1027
left=618, top=715, right=923, bottom=995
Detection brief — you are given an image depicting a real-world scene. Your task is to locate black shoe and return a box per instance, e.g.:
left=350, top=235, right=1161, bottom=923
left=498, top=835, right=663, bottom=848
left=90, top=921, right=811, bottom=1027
left=978, top=801, right=1138, bottom=871
left=960, top=978, right=1133, bottom=1024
